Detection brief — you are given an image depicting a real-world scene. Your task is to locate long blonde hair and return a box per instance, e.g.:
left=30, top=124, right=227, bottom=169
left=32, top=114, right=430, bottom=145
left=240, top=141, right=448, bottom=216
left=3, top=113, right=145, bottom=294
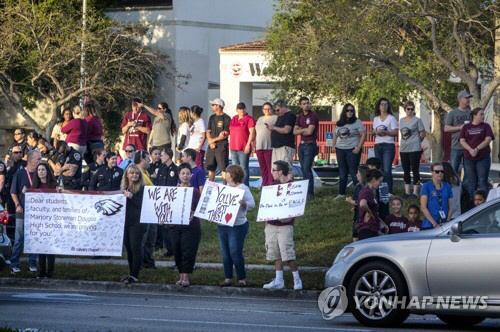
left=120, top=164, right=145, bottom=194
left=178, top=107, right=192, bottom=126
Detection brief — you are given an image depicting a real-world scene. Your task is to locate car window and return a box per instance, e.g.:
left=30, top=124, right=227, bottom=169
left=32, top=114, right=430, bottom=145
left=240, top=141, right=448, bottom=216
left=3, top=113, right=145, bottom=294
left=461, top=202, right=500, bottom=235
left=248, top=166, right=261, bottom=179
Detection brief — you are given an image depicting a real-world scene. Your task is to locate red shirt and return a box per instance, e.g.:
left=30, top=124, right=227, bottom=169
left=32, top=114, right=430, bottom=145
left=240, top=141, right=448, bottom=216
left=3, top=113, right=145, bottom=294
left=86, top=116, right=103, bottom=141
left=386, top=214, right=410, bottom=234
left=295, top=111, right=319, bottom=142
left=229, top=114, right=256, bottom=151
left=62, top=119, right=88, bottom=146
left=460, top=122, right=495, bottom=160
left=121, top=111, right=152, bottom=151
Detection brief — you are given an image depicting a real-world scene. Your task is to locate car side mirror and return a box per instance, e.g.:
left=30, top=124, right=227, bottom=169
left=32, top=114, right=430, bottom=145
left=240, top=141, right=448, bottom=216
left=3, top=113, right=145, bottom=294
left=450, top=221, right=462, bottom=242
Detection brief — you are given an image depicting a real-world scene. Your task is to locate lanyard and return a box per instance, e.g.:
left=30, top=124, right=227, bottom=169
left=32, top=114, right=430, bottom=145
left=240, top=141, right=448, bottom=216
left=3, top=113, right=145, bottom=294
left=25, top=169, right=32, bottom=186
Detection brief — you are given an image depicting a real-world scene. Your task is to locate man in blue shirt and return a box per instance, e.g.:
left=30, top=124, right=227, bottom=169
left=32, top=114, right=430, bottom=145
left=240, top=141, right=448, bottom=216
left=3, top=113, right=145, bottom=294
left=120, top=144, right=136, bottom=170
left=420, top=162, right=453, bottom=229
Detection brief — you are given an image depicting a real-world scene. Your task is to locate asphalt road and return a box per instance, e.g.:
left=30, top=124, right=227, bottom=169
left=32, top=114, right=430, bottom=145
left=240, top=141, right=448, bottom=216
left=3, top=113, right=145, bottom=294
left=1, top=287, right=500, bottom=331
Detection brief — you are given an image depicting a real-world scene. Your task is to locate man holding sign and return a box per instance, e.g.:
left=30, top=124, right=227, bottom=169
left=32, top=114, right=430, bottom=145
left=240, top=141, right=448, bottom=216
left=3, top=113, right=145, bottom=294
left=262, top=161, right=303, bottom=290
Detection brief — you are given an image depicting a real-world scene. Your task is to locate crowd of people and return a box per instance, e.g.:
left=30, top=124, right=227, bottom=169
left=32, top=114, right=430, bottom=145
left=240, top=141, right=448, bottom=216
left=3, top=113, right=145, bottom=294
left=0, top=90, right=497, bottom=289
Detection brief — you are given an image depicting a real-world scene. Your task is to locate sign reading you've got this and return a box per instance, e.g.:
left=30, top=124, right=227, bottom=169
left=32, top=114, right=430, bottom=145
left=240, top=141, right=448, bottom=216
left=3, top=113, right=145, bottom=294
left=24, top=191, right=126, bottom=256
left=140, top=186, right=193, bottom=225
left=194, top=181, right=244, bottom=227
left=257, top=180, right=308, bottom=222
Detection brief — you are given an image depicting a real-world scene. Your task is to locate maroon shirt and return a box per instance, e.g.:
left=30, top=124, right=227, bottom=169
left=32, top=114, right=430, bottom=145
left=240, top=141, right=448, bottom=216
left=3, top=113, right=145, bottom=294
left=62, top=119, right=88, bottom=146
left=357, top=187, right=380, bottom=233
left=407, top=220, right=422, bottom=232
left=121, top=111, right=152, bottom=151
left=86, top=116, right=103, bottom=141
left=267, top=179, right=295, bottom=226
left=386, top=214, right=410, bottom=234
left=460, top=122, right=494, bottom=160
left=295, top=111, right=319, bottom=142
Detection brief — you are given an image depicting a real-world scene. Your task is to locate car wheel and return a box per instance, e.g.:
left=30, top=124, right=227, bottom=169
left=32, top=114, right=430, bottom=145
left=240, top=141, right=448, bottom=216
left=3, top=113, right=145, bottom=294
left=347, top=261, right=409, bottom=327
left=437, top=315, right=485, bottom=327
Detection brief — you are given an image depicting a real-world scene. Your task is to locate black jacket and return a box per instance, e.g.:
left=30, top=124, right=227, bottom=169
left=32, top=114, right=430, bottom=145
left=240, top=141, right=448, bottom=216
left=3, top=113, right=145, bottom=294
left=89, top=165, right=123, bottom=191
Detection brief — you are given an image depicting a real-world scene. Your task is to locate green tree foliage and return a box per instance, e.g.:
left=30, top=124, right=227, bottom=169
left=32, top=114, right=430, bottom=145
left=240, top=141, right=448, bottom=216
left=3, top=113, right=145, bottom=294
left=0, top=0, right=188, bottom=143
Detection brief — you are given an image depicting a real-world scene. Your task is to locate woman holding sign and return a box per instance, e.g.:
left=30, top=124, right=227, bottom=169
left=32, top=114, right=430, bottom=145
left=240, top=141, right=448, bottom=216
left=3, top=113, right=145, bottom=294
left=170, top=163, right=201, bottom=287
left=32, top=162, right=57, bottom=278
left=218, top=165, right=255, bottom=287
left=121, top=164, right=147, bottom=284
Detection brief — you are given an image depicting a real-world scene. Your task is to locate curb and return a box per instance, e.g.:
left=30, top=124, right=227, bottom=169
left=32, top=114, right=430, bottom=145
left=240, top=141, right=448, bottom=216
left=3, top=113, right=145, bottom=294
left=0, top=278, right=321, bottom=300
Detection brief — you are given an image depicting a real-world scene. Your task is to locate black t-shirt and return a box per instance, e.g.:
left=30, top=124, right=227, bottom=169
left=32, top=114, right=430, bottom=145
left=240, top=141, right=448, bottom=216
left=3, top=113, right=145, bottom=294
left=6, top=159, right=27, bottom=191
left=157, top=163, right=179, bottom=187
left=8, top=140, right=29, bottom=158
left=10, top=168, right=35, bottom=209
left=81, top=162, right=104, bottom=190
left=41, top=148, right=57, bottom=163
left=207, top=113, right=231, bottom=146
left=271, top=111, right=297, bottom=149
left=148, top=161, right=162, bottom=185
left=62, top=147, right=83, bottom=181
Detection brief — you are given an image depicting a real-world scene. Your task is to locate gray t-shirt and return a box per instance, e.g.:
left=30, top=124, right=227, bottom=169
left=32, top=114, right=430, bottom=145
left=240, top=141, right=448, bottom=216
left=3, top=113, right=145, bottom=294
left=399, top=116, right=425, bottom=153
left=152, top=112, right=172, bottom=146
left=445, top=108, right=471, bottom=150
left=255, top=115, right=277, bottom=150
left=334, top=119, right=365, bottom=149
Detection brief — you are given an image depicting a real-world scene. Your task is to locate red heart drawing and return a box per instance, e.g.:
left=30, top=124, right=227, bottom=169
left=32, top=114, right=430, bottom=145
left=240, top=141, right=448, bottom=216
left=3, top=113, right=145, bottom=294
left=225, top=213, right=232, bottom=224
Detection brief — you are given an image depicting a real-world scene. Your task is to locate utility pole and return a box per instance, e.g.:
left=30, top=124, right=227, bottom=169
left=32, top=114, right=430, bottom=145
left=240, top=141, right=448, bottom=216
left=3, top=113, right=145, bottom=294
left=80, top=0, right=87, bottom=108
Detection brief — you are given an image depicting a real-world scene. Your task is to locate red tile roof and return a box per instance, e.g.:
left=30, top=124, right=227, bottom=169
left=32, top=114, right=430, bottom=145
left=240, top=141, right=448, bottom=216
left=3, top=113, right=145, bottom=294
left=219, top=40, right=267, bottom=52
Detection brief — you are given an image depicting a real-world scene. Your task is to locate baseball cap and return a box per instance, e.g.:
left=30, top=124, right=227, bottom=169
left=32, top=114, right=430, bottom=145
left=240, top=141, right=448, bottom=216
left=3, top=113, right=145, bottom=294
left=236, top=102, right=246, bottom=109
left=457, top=90, right=472, bottom=100
left=209, top=98, right=225, bottom=108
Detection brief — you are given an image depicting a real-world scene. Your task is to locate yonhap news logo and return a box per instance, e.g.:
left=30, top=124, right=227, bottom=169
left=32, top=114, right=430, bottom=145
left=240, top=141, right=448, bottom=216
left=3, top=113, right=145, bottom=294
left=317, top=286, right=348, bottom=320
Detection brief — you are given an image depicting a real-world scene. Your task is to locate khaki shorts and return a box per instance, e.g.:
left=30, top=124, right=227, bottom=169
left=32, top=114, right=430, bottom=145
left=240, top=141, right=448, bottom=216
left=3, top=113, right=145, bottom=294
left=272, top=146, right=295, bottom=172
left=265, top=223, right=296, bottom=261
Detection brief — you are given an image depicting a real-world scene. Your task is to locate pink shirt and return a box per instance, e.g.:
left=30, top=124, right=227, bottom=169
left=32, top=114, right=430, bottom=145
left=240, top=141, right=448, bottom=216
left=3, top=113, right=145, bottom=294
left=229, top=114, right=256, bottom=151
left=62, top=119, right=88, bottom=146
left=86, top=116, right=103, bottom=141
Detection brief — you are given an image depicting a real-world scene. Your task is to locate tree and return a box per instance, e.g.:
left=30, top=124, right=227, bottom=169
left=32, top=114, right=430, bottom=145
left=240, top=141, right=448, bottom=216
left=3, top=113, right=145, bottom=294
left=0, top=0, right=188, bottom=140
left=266, top=0, right=498, bottom=161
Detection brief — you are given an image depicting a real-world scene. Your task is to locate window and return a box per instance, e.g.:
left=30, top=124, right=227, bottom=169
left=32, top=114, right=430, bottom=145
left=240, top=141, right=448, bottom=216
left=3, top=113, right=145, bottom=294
left=461, top=203, right=500, bottom=235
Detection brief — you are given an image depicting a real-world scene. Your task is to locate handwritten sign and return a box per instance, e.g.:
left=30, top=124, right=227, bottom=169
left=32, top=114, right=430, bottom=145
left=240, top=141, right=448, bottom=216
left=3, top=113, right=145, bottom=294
left=24, top=191, right=126, bottom=256
left=140, top=186, right=193, bottom=225
left=194, top=181, right=244, bottom=227
left=256, top=180, right=308, bottom=222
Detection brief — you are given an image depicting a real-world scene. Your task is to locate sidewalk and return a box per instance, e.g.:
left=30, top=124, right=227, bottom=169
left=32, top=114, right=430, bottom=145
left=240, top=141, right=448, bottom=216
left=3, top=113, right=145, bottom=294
left=21, top=257, right=329, bottom=272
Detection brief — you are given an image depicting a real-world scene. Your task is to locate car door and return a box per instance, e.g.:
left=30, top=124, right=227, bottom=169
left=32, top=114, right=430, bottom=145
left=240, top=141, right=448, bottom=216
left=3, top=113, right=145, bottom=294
left=427, top=201, right=500, bottom=301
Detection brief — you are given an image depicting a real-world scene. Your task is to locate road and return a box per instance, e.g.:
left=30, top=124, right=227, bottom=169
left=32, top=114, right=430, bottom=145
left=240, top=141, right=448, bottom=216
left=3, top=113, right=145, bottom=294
left=1, top=287, right=500, bottom=331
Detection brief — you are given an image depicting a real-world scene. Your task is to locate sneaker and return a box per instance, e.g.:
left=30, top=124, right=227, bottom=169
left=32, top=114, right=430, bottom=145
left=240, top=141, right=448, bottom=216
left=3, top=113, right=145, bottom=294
left=11, top=267, right=21, bottom=274
left=29, top=266, right=37, bottom=273
left=401, top=193, right=410, bottom=199
left=410, top=193, right=418, bottom=199
left=125, top=276, right=138, bottom=284
left=263, top=278, right=285, bottom=289
left=333, top=194, right=345, bottom=201
left=294, top=278, right=303, bottom=290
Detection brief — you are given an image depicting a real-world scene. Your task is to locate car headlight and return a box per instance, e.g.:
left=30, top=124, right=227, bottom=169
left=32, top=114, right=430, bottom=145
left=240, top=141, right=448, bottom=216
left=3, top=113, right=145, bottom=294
left=333, top=247, right=354, bottom=264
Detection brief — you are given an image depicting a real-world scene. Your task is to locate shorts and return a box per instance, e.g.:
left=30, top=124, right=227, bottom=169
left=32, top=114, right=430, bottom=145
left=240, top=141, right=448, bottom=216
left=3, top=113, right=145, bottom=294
left=264, top=223, right=296, bottom=261
left=206, top=143, right=229, bottom=172
left=271, top=146, right=295, bottom=172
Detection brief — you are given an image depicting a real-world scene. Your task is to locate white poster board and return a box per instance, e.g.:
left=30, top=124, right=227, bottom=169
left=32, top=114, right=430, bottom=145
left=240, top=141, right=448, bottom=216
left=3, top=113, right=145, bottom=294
left=256, top=180, right=308, bottom=222
left=24, top=191, right=126, bottom=256
left=140, top=186, right=194, bottom=225
left=194, top=181, right=244, bottom=227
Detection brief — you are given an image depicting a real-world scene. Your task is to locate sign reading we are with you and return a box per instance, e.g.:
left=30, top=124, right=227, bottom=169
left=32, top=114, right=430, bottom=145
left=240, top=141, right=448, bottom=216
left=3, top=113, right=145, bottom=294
left=140, top=186, right=193, bottom=225
left=194, top=181, right=244, bottom=227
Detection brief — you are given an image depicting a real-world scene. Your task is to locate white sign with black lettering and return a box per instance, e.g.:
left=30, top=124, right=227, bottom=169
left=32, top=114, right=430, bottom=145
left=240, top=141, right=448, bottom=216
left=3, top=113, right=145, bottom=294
left=257, top=180, right=308, bottom=221
left=140, top=186, right=193, bottom=225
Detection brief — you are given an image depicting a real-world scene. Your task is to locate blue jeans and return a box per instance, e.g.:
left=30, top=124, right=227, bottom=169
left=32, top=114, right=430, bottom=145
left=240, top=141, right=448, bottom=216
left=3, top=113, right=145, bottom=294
left=10, top=215, right=37, bottom=269
left=374, top=143, right=395, bottom=193
left=298, top=143, right=318, bottom=198
left=217, top=222, right=249, bottom=280
left=336, top=147, right=361, bottom=195
left=464, top=155, right=491, bottom=199
left=230, top=150, right=250, bottom=186
left=450, top=148, right=467, bottom=183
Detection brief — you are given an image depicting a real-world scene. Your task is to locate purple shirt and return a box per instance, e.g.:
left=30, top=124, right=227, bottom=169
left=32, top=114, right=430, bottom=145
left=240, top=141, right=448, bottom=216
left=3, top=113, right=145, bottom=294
left=386, top=214, right=409, bottom=234
left=62, top=119, right=88, bottom=146
left=357, top=187, right=380, bottom=233
left=460, top=122, right=495, bottom=160
left=86, top=116, right=103, bottom=141
left=295, top=111, right=319, bottom=142
left=190, top=166, right=206, bottom=190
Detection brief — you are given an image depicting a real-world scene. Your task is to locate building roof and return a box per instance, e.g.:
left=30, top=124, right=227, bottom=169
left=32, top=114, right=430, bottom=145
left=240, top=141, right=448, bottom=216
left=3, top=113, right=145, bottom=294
left=111, top=0, right=172, bottom=8
left=219, top=40, right=267, bottom=53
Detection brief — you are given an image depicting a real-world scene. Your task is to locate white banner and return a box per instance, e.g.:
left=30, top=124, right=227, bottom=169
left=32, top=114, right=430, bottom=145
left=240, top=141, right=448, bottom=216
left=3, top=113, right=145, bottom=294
left=24, top=191, right=126, bottom=256
left=194, top=181, right=244, bottom=227
left=256, top=180, right=308, bottom=222
left=140, top=186, right=194, bottom=225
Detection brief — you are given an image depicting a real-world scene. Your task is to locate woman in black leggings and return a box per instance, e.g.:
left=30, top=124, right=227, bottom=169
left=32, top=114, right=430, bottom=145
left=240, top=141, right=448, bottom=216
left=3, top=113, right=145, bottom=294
left=121, top=164, right=147, bottom=284
left=399, top=101, right=425, bottom=199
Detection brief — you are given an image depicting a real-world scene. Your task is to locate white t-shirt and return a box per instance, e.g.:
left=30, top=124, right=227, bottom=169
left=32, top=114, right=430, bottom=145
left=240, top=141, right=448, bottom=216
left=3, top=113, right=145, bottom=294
left=187, top=118, right=207, bottom=151
left=177, top=122, right=190, bottom=151
left=373, top=114, right=398, bottom=144
left=487, top=188, right=500, bottom=202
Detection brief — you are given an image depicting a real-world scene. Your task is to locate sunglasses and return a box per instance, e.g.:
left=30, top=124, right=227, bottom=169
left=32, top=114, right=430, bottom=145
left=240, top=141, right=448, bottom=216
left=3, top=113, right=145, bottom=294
left=12, top=151, right=22, bottom=154
left=125, top=150, right=135, bottom=153
left=433, top=170, right=444, bottom=174
left=406, top=108, right=414, bottom=111
left=272, top=169, right=279, bottom=172
left=346, top=109, right=354, bottom=112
